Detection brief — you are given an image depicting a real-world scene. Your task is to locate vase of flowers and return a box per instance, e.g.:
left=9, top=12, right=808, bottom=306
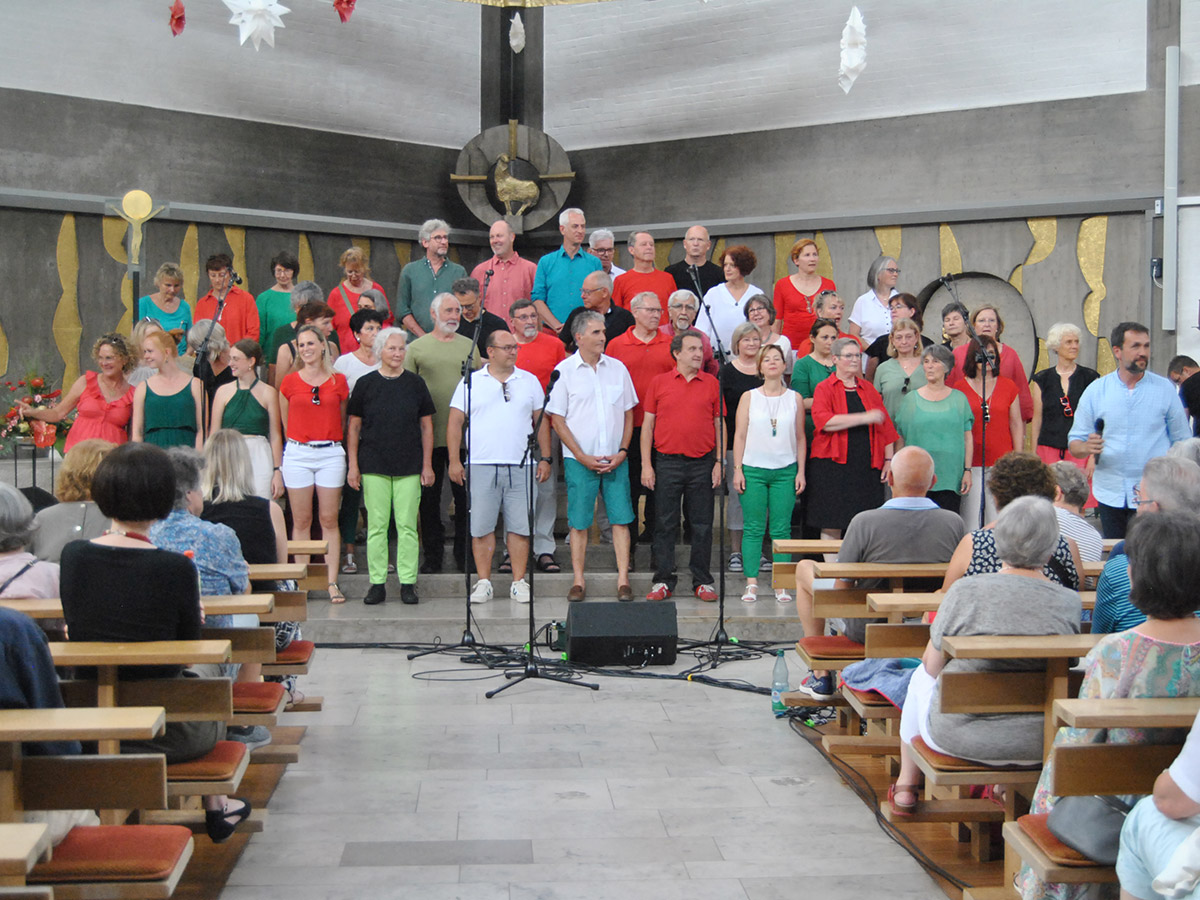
left=0, top=366, right=68, bottom=457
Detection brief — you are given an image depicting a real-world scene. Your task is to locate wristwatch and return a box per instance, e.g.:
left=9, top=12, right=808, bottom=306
left=539, top=456, right=552, bottom=463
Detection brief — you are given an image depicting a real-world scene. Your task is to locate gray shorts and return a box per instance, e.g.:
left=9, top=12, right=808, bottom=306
left=470, top=464, right=534, bottom=538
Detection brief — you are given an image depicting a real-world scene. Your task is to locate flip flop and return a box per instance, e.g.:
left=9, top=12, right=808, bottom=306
left=537, top=553, right=561, bottom=573
left=327, top=583, right=346, bottom=604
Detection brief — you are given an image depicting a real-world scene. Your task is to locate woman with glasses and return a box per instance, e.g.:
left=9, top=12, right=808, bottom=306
left=279, top=325, right=349, bottom=603
left=772, top=238, right=836, bottom=349
left=872, top=319, right=926, bottom=423
left=1030, top=322, right=1098, bottom=494
left=743, top=294, right=792, bottom=374
left=329, top=247, right=390, bottom=352
left=894, top=345, right=973, bottom=512
left=807, top=338, right=898, bottom=538
left=848, top=256, right=900, bottom=348
left=863, top=293, right=932, bottom=381
left=949, top=305, right=1034, bottom=422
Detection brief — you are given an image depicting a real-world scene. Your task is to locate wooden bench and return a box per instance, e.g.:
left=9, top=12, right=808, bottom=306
left=0, top=595, right=274, bottom=620
left=246, top=563, right=307, bottom=583
left=867, top=592, right=1097, bottom=621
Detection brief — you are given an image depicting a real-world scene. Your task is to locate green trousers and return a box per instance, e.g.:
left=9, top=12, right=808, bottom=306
left=740, top=463, right=798, bottom=578
left=361, top=473, right=421, bottom=584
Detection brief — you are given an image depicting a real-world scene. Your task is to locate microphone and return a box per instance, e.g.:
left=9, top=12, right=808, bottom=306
left=546, top=369, right=561, bottom=392
left=230, top=271, right=243, bottom=285
left=486, top=269, right=495, bottom=277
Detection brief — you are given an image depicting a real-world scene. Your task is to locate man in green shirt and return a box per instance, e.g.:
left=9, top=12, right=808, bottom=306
left=397, top=219, right=467, bottom=338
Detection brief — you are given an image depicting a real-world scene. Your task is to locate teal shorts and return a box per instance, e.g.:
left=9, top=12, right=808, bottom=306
left=563, top=457, right=634, bottom=530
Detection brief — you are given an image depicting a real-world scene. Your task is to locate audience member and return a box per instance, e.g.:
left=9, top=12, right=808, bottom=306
left=612, top=231, right=676, bottom=310
left=1169, top=352, right=1200, bottom=437
left=471, top=220, right=536, bottom=321
left=1048, top=460, right=1103, bottom=563
left=397, top=219, right=466, bottom=337
left=194, top=253, right=259, bottom=343
left=665, top=225, right=723, bottom=298
left=532, top=208, right=602, bottom=332
left=31, top=439, right=113, bottom=563
left=0, top=483, right=59, bottom=599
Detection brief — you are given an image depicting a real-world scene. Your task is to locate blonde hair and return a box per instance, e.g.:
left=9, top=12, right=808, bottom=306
left=730, top=322, right=761, bottom=357
left=55, top=439, right=115, bottom=502
left=130, top=318, right=164, bottom=355
left=295, top=324, right=335, bottom=375
left=92, top=333, right=135, bottom=374
left=154, top=262, right=184, bottom=285
left=887, top=318, right=923, bottom=358
left=202, top=429, right=254, bottom=504
left=186, top=320, right=229, bottom=364
left=338, top=247, right=371, bottom=279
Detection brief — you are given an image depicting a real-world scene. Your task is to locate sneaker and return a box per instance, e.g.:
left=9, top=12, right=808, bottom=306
left=225, top=725, right=272, bottom=751
left=364, top=583, right=386, bottom=605
left=510, top=578, right=530, bottom=604
left=694, top=584, right=718, bottom=602
left=728, top=552, right=743, bottom=573
left=470, top=579, right=493, bottom=604
left=646, top=582, right=672, bottom=602
left=775, top=588, right=793, bottom=604
left=400, top=583, right=419, bottom=605
left=799, top=673, right=836, bottom=701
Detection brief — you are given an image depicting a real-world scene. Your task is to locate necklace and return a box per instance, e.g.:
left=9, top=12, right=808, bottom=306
left=104, top=529, right=153, bottom=544
left=762, top=388, right=785, bottom=437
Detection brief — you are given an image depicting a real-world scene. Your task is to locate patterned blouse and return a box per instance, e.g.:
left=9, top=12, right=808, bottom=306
left=964, top=527, right=1079, bottom=591
left=149, top=509, right=248, bottom=627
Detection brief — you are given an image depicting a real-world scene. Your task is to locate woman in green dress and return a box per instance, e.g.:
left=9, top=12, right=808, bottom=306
left=131, top=330, right=203, bottom=450
left=872, top=318, right=927, bottom=423
left=210, top=339, right=284, bottom=500
left=790, top=317, right=838, bottom=441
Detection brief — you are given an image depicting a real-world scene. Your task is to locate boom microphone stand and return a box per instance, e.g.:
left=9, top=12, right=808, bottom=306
left=942, top=277, right=992, bottom=529
left=194, top=274, right=234, bottom=435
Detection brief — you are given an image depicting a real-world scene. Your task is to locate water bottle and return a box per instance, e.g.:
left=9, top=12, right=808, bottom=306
left=771, top=650, right=790, bottom=713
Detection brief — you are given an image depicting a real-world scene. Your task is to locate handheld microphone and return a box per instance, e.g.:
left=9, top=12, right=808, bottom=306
left=545, top=370, right=561, bottom=392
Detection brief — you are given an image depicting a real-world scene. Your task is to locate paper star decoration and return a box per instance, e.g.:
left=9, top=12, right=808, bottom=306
left=838, top=6, right=866, bottom=93
left=223, top=0, right=290, bottom=51
left=333, top=0, right=356, bottom=23
left=169, top=0, right=186, bottom=36
left=509, top=13, right=525, bottom=54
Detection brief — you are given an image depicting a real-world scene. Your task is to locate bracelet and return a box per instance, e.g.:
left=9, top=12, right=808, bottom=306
left=539, top=456, right=552, bottom=463
left=273, top=467, right=281, bottom=472
left=617, top=447, right=628, bottom=454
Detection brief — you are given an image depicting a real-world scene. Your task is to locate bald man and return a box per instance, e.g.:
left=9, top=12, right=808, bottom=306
left=795, top=446, right=967, bottom=701
left=471, top=219, right=537, bottom=321
left=665, top=225, right=724, bottom=298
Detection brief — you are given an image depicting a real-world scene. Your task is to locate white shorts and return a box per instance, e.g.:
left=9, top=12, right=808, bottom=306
left=281, top=441, right=346, bottom=490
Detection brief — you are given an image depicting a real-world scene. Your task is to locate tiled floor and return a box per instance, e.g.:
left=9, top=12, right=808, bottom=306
left=223, top=647, right=944, bottom=899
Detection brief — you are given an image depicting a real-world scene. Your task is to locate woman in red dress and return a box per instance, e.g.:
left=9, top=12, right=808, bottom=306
left=772, top=238, right=836, bottom=349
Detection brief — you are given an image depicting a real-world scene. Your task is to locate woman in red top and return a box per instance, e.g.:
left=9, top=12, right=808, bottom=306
left=773, top=238, right=837, bottom=348
left=328, top=248, right=389, bottom=353
left=948, top=305, right=1033, bottom=422
left=279, top=325, right=350, bottom=602
left=954, top=335, right=1024, bottom=527
left=806, top=338, right=898, bottom=538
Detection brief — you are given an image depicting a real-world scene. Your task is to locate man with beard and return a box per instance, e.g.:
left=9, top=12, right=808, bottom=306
left=660, top=289, right=718, bottom=376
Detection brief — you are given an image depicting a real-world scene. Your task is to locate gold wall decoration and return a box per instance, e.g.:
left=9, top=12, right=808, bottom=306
left=1096, top=337, right=1115, bottom=375
left=711, top=238, right=727, bottom=271
left=394, top=241, right=413, bottom=270
left=1078, top=215, right=1108, bottom=338
left=298, top=234, right=314, bottom=283
left=52, top=214, right=81, bottom=386
left=181, top=224, right=200, bottom=314
left=351, top=236, right=370, bottom=265
left=1035, top=337, right=1049, bottom=374
left=1009, top=217, right=1057, bottom=293
left=101, top=216, right=133, bottom=335
left=774, top=232, right=796, bottom=283
left=654, top=239, right=674, bottom=273
left=938, top=224, right=962, bottom=276
left=874, top=225, right=901, bottom=261
left=814, top=231, right=833, bottom=280
left=224, top=226, right=247, bottom=283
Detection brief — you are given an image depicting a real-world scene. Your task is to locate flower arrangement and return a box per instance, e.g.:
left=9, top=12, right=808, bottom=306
left=0, top=363, right=68, bottom=456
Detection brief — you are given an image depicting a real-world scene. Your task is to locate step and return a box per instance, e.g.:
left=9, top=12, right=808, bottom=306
left=820, top=734, right=900, bottom=756
left=880, top=798, right=1006, bottom=824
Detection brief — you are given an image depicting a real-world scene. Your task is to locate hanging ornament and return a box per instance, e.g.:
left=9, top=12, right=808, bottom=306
left=333, top=0, right=356, bottom=23
left=168, top=0, right=186, bottom=36
left=838, top=6, right=867, bottom=94
left=508, top=12, right=526, bottom=54
left=222, top=0, right=290, bottom=51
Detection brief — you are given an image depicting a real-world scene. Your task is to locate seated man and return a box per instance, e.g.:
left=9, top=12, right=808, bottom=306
left=796, top=446, right=966, bottom=700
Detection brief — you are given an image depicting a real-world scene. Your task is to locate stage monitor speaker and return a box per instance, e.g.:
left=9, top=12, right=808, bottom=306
left=565, top=601, right=677, bottom=666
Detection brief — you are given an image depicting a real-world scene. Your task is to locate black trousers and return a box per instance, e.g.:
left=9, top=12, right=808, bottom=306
left=652, top=452, right=715, bottom=591
left=626, top=426, right=656, bottom=536
left=419, top=446, right=468, bottom=567
left=1098, top=502, right=1135, bottom=540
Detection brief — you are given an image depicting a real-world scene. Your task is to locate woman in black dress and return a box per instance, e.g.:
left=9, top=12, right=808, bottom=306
left=719, top=323, right=765, bottom=572
left=1029, top=322, right=1099, bottom=501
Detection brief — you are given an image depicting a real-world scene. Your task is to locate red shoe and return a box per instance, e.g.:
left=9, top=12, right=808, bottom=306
left=694, top=584, right=718, bottom=602
left=646, top=582, right=672, bottom=601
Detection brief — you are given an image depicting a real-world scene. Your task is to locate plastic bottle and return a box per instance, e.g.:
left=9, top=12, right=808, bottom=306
left=771, top=650, right=790, bottom=713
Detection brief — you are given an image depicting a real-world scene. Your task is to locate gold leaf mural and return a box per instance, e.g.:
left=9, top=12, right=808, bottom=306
left=654, top=239, right=674, bottom=272
left=774, top=232, right=796, bottom=282
left=1097, top=337, right=1115, bottom=375
left=1078, top=216, right=1108, bottom=338
left=352, top=236, right=370, bottom=264
left=938, top=224, right=962, bottom=276
left=181, top=224, right=199, bottom=314
left=1035, top=337, right=1048, bottom=374
left=814, top=231, right=833, bottom=280
left=710, top=238, right=726, bottom=270
left=874, top=225, right=901, bottom=261
left=102, top=216, right=132, bottom=334
left=298, top=234, right=314, bottom=282
left=394, top=241, right=412, bottom=269
left=1010, top=217, right=1057, bottom=294
left=52, top=214, right=81, bottom=386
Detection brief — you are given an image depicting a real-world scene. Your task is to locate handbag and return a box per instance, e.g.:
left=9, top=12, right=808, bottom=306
left=1046, top=794, right=1132, bottom=865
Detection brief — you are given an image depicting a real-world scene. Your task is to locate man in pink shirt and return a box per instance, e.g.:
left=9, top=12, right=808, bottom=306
left=659, top=289, right=718, bottom=376
left=470, top=220, right=537, bottom=322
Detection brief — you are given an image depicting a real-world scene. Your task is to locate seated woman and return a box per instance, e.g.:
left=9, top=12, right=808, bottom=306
left=0, top=483, right=59, bottom=598
left=890, top=496, right=1082, bottom=815
left=1018, top=510, right=1200, bottom=900
left=31, top=439, right=114, bottom=563
left=941, top=451, right=1082, bottom=594
left=58, top=442, right=252, bottom=843
left=201, top=429, right=288, bottom=579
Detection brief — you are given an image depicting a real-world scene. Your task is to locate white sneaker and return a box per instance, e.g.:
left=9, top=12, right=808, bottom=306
left=470, top=579, right=493, bottom=604
left=510, top=578, right=530, bottom=603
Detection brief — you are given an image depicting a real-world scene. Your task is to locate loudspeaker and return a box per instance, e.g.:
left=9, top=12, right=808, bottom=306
left=565, top=601, right=677, bottom=666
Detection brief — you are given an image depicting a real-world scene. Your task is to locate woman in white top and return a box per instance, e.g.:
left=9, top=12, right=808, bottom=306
left=700, top=245, right=760, bottom=353
left=743, top=294, right=793, bottom=374
left=848, top=255, right=900, bottom=349
left=732, top=344, right=806, bottom=604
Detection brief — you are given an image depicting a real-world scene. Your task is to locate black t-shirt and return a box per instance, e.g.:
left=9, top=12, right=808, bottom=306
left=560, top=304, right=635, bottom=353
left=665, top=260, right=724, bottom=297
left=202, top=498, right=275, bottom=565
left=457, top=311, right=509, bottom=355
left=1030, top=365, right=1100, bottom=449
left=1181, top=372, right=1200, bottom=437
left=347, top=370, right=437, bottom=476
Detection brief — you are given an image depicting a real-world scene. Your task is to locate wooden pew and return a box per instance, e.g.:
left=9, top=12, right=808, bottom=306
left=867, top=592, right=1097, bottom=620
left=246, top=563, right=306, bottom=582
left=0, top=824, right=52, bottom=890
left=0, top=596, right=274, bottom=620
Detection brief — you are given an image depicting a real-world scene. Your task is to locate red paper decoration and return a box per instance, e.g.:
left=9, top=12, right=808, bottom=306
left=333, top=0, right=356, bottom=23
left=169, top=0, right=186, bottom=36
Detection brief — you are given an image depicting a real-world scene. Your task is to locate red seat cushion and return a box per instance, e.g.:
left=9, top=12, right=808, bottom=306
left=1018, top=813, right=1097, bottom=866
left=843, top=685, right=894, bottom=707
left=796, top=635, right=864, bottom=659
left=166, top=740, right=246, bottom=781
left=274, top=640, right=314, bottom=665
left=232, top=681, right=286, bottom=713
left=30, top=825, right=191, bottom=883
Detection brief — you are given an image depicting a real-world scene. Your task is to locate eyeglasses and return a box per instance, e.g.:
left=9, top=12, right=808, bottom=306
left=1059, top=395, right=1074, bottom=418
left=310, top=385, right=321, bottom=406
left=1132, top=484, right=1156, bottom=507
left=885, top=267, right=901, bottom=275
left=492, top=344, right=519, bottom=353
left=668, top=303, right=696, bottom=312
left=591, top=247, right=615, bottom=255
left=838, top=352, right=862, bottom=360
left=633, top=307, right=662, bottom=315
left=581, top=287, right=604, bottom=295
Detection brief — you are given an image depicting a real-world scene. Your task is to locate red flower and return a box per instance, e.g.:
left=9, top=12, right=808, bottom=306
left=333, top=0, right=356, bottom=23
left=17, top=381, right=24, bottom=387
left=169, top=0, right=185, bottom=36
left=29, top=377, right=43, bottom=389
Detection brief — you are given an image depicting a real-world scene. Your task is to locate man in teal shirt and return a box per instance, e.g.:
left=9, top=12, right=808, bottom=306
left=531, top=208, right=601, bottom=332
left=397, top=219, right=467, bottom=337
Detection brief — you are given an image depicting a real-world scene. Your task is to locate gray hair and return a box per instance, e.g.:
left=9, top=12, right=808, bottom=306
left=559, top=208, right=584, bottom=227
left=1141, top=456, right=1200, bottom=512
left=814, top=291, right=842, bottom=315
left=589, top=229, right=615, bottom=248
left=1168, top=438, right=1200, bottom=469
left=627, top=230, right=652, bottom=249
left=1045, top=322, right=1083, bottom=352
left=571, top=310, right=604, bottom=340
left=831, top=337, right=859, bottom=359
left=359, top=288, right=388, bottom=313
left=992, top=495, right=1060, bottom=569
left=1050, top=461, right=1090, bottom=508
left=921, top=343, right=955, bottom=374
left=668, top=290, right=699, bottom=311
left=866, top=256, right=897, bottom=291
left=291, top=280, right=324, bottom=309
left=429, top=292, right=458, bottom=321
left=0, top=483, right=35, bottom=553
left=629, top=291, right=661, bottom=311
left=743, top=293, right=775, bottom=324
left=186, top=320, right=229, bottom=363
left=165, top=446, right=204, bottom=511
left=584, top=270, right=613, bottom=293
left=419, top=219, right=450, bottom=243
left=373, top=327, right=407, bottom=359
left=452, top=277, right=480, bottom=296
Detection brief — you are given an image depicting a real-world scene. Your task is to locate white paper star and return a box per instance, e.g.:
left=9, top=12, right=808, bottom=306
left=223, top=0, right=290, bottom=51
left=509, top=13, right=526, bottom=54
left=838, top=6, right=867, bottom=94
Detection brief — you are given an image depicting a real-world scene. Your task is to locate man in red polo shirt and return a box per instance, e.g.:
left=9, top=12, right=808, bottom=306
left=606, top=291, right=675, bottom=545
left=640, top=329, right=722, bottom=601
left=612, top=232, right=677, bottom=311
left=194, top=253, right=259, bottom=343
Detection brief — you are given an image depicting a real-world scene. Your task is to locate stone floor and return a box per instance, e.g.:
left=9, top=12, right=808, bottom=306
left=221, top=646, right=945, bottom=900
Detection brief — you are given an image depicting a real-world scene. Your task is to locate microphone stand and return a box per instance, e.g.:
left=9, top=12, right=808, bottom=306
left=195, top=281, right=231, bottom=436
left=943, top=276, right=990, bottom=529
left=487, top=372, right=598, bottom=697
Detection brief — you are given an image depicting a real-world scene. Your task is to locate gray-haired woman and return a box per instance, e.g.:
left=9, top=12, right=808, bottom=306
left=0, top=483, right=59, bottom=598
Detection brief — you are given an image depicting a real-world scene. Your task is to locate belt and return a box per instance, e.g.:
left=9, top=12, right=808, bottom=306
left=288, top=439, right=339, bottom=449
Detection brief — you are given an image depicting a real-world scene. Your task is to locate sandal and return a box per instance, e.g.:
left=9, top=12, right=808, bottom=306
left=341, top=553, right=358, bottom=575
left=499, top=553, right=512, bottom=574
left=741, top=584, right=758, bottom=603
left=327, top=583, right=346, bottom=604
left=537, top=553, right=561, bottom=573
left=887, top=783, right=920, bottom=817
left=206, top=798, right=252, bottom=843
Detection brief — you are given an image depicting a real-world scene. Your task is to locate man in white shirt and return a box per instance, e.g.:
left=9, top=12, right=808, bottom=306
left=448, top=331, right=551, bottom=604
left=546, top=311, right=638, bottom=603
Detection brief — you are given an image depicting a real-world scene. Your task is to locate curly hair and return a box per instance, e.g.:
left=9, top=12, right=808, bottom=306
left=723, top=245, right=757, bottom=278
left=93, top=333, right=135, bottom=373
left=987, top=451, right=1056, bottom=510
left=55, top=438, right=114, bottom=503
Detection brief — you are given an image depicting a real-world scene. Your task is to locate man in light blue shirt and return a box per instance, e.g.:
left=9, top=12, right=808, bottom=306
left=531, top=208, right=601, bottom=332
left=1068, top=321, right=1190, bottom=538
